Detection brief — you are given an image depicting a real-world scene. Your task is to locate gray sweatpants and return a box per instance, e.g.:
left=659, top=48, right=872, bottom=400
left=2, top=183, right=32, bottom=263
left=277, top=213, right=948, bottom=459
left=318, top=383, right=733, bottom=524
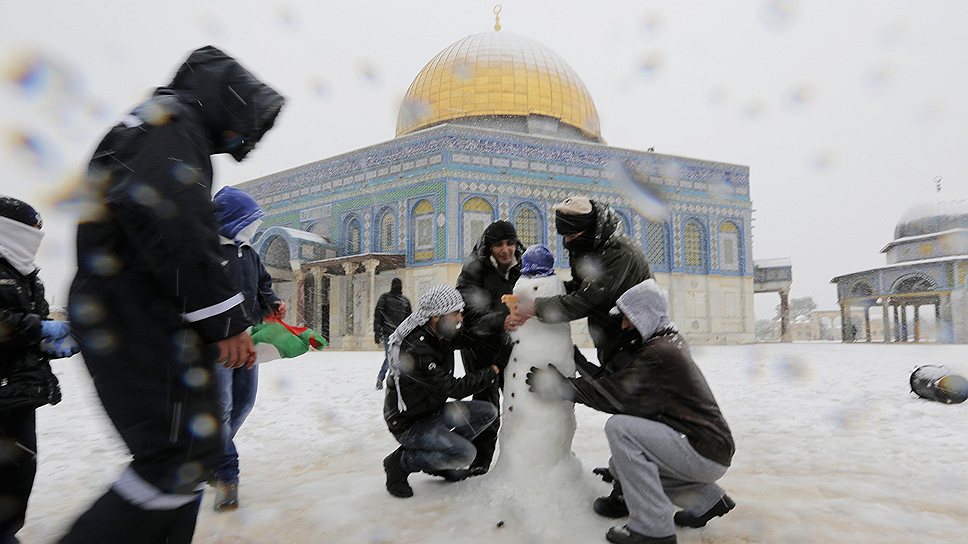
left=605, top=414, right=729, bottom=538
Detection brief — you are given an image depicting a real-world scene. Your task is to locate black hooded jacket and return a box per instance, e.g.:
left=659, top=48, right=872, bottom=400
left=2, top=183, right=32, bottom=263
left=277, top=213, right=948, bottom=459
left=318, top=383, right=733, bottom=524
left=71, top=46, right=284, bottom=344
left=455, top=230, right=523, bottom=367
left=0, top=259, right=61, bottom=411
left=374, top=281, right=412, bottom=340
left=534, top=200, right=651, bottom=364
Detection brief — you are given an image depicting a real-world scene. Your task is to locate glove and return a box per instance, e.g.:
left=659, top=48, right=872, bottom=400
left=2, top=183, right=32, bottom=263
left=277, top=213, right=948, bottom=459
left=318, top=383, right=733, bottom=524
left=525, top=363, right=574, bottom=401
left=593, top=466, right=615, bottom=483
left=375, top=333, right=382, bottom=345
left=39, top=320, right=80, bottom=359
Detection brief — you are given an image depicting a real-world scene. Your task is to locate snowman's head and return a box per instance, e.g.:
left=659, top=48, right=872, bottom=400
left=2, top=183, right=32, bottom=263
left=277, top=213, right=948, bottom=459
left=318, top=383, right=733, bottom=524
left=514, top=274, right=565, bottom=302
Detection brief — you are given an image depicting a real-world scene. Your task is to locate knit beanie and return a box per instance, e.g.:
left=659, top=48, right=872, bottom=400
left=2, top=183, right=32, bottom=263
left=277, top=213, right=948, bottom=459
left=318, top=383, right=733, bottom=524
left=554, top=196, right=596, bottom=236
left=520, top=244, right=555, bottom=277
left=482, top=220, right=517, bottom=248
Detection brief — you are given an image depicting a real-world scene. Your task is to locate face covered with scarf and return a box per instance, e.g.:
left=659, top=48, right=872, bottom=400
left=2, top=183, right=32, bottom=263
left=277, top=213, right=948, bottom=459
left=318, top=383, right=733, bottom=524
left=554, top=196, right=597, bottom=256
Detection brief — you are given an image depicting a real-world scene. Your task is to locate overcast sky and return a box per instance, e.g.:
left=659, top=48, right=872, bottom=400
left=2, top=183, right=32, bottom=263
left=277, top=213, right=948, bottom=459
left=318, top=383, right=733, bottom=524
left=2, top=0, right=966, bottom=319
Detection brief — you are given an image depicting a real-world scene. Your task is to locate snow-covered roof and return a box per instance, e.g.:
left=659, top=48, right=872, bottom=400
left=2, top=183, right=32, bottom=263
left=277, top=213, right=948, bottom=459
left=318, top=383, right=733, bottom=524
left=754, top=257, right=792, bottom=268
left=274, top=227, right=328, bottom=244
left=880, top=228, right=968, bottom=253
left=831, top=254, right=968, bottom=282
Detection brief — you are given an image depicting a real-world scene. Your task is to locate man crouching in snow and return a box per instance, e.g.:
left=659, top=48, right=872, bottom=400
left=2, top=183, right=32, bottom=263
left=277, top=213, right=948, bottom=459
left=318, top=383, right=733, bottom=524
left=526, top=279, right=735, bottom=544
left=382, top=285, right=506, bottom=498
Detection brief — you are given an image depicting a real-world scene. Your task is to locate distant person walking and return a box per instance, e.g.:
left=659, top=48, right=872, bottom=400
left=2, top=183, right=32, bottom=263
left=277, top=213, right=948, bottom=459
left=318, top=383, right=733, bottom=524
left=374, top=278, right=411, bottom=390
left=61, top=46, right=284, bottom=544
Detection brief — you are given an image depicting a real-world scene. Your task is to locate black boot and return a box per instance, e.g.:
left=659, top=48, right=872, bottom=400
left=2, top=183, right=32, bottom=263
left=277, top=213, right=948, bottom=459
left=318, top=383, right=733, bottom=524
left=674, top=494, right=735, bottom=528
left=605, top=525, right=676, bottom=544
left=593, top=480, right=629, bottom=518
left=425, top=468, right=470, bottom=482
left=383, top=448, right=413, bottom=498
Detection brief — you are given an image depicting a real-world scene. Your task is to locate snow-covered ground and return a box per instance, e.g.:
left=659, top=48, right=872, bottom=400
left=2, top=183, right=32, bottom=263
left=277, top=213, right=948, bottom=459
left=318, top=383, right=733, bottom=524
left=21, top=343, right=968, bottom=543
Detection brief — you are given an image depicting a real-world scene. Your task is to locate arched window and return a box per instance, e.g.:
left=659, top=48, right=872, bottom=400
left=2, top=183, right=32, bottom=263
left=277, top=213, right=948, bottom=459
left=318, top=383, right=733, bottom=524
left=646, top=220, right=668, bottom=268
left=684, top=220, right=705, bottom=269
left=377, top=210, right=395, bottom=252
left=343, top=215, right=362, bottom=255
left=413, top=200, right=435, bottom=262
left=718, top=222, right=740, bottom=271
left=461, top=197, right=494, bottom=255
left=513, top=204, right=542, bottom=248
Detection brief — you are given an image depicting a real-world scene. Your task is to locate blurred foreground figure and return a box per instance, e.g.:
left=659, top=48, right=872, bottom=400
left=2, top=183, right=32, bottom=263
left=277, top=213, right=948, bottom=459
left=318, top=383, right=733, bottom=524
left=527, top=280, right=735, bottom=544
left=0, top=197, right=77, bottom=544
left=61, top=46, right=284, bottom=544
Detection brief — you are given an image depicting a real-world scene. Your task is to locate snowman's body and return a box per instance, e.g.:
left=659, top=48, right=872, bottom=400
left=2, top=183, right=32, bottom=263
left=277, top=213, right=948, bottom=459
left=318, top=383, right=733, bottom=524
left=490, top=272, right=581, bottom=480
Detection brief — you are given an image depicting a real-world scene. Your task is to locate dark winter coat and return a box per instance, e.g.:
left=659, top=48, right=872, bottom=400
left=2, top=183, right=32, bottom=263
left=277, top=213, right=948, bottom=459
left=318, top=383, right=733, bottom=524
left=219, top=239, right=279, bottom=327
left=374, top=290, right=412, bottom=340
left=534, top=200, right=651, bottom=364
left=0, top=259, right=61, bottom=411
left=71, top=46, right=284, bottom=345
left=568, top=329, right=734, bottom=467
left=455, top=233, right=523, bottom=369
left=383, top=325, right=499, bottom=434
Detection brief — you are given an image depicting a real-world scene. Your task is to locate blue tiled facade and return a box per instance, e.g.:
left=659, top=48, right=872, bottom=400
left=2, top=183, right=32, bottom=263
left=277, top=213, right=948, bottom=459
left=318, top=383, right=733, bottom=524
left=240, top=124, right=753, bottom=279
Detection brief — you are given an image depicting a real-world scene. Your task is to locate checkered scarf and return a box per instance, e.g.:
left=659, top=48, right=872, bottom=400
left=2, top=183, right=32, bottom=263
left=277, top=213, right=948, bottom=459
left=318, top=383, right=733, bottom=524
left=387, top=284, right=465, bottom=412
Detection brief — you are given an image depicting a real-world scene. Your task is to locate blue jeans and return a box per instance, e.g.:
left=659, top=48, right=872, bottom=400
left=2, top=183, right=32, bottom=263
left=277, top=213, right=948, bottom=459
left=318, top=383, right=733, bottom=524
left=393, top=400, right=498, bottom=473
left=376, top=339, right=390, bottom=383
left=212, top=364, right=259, bottom=483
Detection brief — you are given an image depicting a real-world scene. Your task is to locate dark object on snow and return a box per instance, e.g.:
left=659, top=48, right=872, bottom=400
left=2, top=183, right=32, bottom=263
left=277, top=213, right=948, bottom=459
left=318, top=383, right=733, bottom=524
left=910, top=365, right=968, bottom=404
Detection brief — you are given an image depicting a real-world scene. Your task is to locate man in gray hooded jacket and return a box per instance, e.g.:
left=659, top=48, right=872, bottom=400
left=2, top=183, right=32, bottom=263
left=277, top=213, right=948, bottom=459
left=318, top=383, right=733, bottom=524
left=526, top=279, right=734, bottom=544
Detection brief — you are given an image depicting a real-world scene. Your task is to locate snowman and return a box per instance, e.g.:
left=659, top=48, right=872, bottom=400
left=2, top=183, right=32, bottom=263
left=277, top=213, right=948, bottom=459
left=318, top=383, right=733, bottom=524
left=490, top=244, right=583, bottom=484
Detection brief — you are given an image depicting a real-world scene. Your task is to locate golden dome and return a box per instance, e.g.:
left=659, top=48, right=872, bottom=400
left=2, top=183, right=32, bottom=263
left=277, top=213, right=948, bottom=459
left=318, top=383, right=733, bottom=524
left=396, top=32, right=601, bottom=140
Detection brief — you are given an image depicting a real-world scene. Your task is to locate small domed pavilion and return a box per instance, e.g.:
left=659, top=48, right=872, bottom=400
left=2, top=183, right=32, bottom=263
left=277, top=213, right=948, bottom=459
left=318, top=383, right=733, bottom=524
left=831, top=195, right=968, bottom=343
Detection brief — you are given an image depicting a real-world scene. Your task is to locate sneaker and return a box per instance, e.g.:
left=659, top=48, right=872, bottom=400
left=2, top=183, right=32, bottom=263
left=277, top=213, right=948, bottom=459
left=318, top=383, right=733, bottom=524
left=383, top=448, right=413, bottom=498
left=376, top=379, right=384, bottom=390
left=674, top=494, right=735, bottom=528
left=605, top=525, right=676, bottom=544
left=593, top=480, right=629, bottom=518
left=213, top=481, right=239, bottom=512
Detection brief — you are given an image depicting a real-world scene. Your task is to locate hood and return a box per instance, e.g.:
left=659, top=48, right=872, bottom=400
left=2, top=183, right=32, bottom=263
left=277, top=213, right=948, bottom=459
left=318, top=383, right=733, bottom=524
left=165, top=45, right=285, bottom=161
left=590, top=199, right=620, bottom=250
left=213, top=186, right=265, bottom=239
left=615, top=279, right=672, bottom=339
left=390, top=277, right=403, bottom=295
left=472, top=223, right=525, bottom=260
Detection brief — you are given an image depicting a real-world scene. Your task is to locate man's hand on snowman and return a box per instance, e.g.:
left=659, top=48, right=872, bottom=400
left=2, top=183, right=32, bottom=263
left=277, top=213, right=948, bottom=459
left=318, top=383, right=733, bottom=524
left=505, top=299, right=536, bottom=331
left=525, top=363, right=574, bottom=401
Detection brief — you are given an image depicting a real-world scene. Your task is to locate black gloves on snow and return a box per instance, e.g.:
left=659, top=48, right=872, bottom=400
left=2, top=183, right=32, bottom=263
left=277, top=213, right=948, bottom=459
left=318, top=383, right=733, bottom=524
left=525, top=363, right=574, bottom=401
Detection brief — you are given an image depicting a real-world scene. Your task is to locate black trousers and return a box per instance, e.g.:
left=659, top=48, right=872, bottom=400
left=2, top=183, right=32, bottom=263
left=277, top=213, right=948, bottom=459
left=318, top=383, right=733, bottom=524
left=0, top=406, right=36, bottom=542
left=60, top=306, right=223, bottom=543
left=59, top=490, right=201, bottom=544
left=460, top=337, right=512, bottom=470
